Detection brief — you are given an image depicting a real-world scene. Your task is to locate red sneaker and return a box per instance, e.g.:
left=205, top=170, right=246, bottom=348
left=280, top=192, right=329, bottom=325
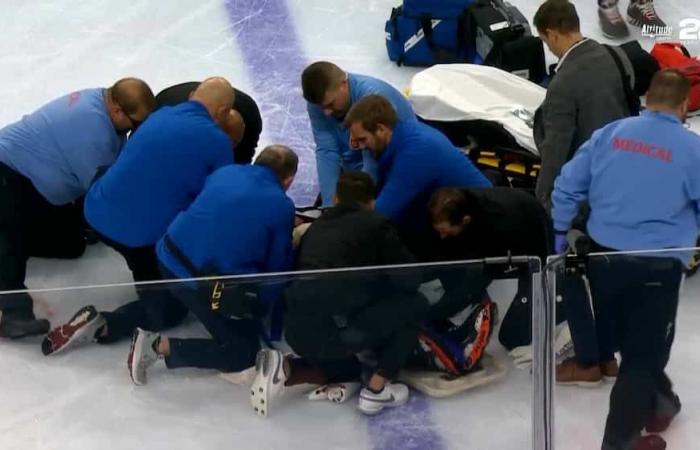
left=633, top=435, right=666, bottom=450
left=646, top=393, right=681, bottom=433
left=42, top=305, right=105, bottom=355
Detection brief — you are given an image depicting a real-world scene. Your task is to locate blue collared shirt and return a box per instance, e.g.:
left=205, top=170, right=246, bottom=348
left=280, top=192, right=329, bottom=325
left=552, top=110, right=700, bottom=264
left=85, top=101, right=233, bottom=247
left=307, top=73, right=416, bottom=206
left=0, top=88, right=124, bottom=205
left=375, top=120, right=491, bottom=229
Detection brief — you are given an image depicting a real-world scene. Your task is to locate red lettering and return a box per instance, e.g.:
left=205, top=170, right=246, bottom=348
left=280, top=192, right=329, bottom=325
left=68, top=92, right=80, bottom=107
left=611, top=137, right=672, bottom=163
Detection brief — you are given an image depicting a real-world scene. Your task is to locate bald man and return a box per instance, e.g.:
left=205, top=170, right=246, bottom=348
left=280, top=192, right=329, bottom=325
left=127, top=146, right=297, bottom=385
left=223, top=109, right=246, bottom=149
left=42, top=77, right=237, bottom=354
left=155, top=82, right=262, bottom=164
left=0, top=78, right=155, bottom=339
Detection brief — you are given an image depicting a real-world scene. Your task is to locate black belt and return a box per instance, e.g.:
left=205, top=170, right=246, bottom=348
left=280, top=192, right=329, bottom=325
left=163, top=234, right=225, bottom=310
left=163, top=234, right=203, bottom=277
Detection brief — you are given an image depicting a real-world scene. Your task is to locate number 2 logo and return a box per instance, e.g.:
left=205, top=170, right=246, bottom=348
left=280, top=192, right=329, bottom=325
left=679, top=18, right=700, bottom=41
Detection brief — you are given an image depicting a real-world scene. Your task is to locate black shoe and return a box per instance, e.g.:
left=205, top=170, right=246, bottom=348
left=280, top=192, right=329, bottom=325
left=627, top=0, right=666, bottom=28
left=599, top=4, right=630, bottom=39
left=0, top=314, right=50, bottom=339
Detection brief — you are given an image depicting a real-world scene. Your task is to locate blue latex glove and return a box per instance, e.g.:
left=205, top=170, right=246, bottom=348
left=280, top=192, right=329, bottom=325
left=554, top=232, right=568, bottom=254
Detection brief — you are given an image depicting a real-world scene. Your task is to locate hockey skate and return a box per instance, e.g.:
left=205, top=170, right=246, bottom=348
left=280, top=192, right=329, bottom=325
left=627, top=0, right=666, bottom=29
left=599, top=0, right=630, bottom=38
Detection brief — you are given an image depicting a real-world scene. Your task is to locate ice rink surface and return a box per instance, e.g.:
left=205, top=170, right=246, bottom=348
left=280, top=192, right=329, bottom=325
left=1, top=0, right=700, bottom=449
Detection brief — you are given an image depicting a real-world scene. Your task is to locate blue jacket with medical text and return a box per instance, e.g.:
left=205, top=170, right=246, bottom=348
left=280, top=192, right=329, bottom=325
left=552, top=110, right=700, bottom=265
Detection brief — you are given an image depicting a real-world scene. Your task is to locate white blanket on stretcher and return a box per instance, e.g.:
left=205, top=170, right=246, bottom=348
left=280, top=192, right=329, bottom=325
left=408, top=64, right=700, bottom=151
left=408, top=64, right=545, bottom=154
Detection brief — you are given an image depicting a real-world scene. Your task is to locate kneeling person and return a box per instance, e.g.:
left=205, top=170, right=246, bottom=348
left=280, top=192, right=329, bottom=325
left=127, top=146, right=298, bottom=385
left=428, top=186, right=553, bottom=350
left=345, top=95, right=491, bottom=260
left=251, top=172, right=429, bottom=417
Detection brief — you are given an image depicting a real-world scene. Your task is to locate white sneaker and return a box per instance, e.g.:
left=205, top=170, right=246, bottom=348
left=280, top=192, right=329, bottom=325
left=127, top=328, right=161, bottom=386
left=250, top=349, right=287, bottom=417
left=358, top=382, right=410, bottom=415
left=307, top=382, right=361, bottom=403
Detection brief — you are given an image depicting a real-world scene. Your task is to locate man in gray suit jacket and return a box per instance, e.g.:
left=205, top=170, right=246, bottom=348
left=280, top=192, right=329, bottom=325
left=533, top=0, right=633, bottom=211
left=532, top=0, right=636, bottom=390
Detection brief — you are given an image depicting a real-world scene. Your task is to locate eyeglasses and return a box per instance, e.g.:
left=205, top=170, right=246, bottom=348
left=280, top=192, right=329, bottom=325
left=111, top=91, right=144, bottom=132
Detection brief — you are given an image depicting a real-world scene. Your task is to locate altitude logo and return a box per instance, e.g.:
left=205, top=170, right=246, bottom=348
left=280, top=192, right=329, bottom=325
left=642, top=18, right=700, bottom=44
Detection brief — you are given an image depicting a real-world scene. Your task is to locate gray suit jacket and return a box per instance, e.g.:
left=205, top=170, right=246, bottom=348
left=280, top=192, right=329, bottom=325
left=534, top=39, right=633, bottom=211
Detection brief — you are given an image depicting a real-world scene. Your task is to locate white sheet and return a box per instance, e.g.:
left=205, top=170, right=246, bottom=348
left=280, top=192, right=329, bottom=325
left=408, top=64, right=546, bottom=153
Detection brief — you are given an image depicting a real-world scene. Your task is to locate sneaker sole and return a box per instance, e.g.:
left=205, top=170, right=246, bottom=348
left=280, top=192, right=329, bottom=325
left=127, top=330, right=147, bottom=386
left=42, top=313, right=104, bottom=356
left=250, top=350, right=282, bottom=418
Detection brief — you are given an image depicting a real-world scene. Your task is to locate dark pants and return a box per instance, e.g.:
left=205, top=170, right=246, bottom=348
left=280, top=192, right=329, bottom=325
left=161, top=267, right=261, bottom=372
left=96, top=234, right=186, bottom=342
left=587, top=255, right=682, bottom=449
left=0, top=163, right=86, bottom=318
left=286, top=294, right=425, bottom=383
left=559, top=271, right=615, bottom=366
left=499, top=272, right=534, bottom=350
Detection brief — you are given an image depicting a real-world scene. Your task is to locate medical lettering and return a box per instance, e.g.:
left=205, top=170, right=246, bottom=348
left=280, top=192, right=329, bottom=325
left=612, top=137, right=672, bottom=163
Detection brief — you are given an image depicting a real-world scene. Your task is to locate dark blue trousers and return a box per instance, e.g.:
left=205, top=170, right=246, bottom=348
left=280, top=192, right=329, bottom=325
left=161, top=267, right=260, bottom=372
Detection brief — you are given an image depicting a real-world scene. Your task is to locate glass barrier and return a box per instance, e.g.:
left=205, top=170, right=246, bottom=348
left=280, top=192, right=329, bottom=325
left=545, top=247, right=698, bottom=450
left=0, top=257, right=542, bottom=450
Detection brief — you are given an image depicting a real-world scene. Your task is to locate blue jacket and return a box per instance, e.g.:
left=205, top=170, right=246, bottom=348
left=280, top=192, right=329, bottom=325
left=156, top=164, right=295, bottom=278
left=85, top=101, right=232, bottom=247
left=308, top=73, right=416, bottom=206
left=552, top=110, right=700, bottom=264
left=0, top=88, right=124, bottom=205
left=375, top=120, right=492, bottom=228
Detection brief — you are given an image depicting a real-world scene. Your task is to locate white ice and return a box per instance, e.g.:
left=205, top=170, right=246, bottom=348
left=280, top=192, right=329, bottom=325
left=1, top=0, right=700, bottom=449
